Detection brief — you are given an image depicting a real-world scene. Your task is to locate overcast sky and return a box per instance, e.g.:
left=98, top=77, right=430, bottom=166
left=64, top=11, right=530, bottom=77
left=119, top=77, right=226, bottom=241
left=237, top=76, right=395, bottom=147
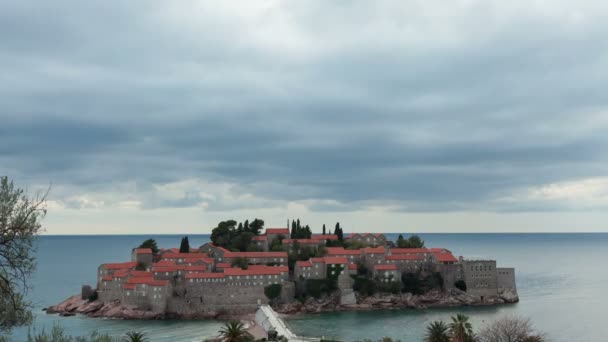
left=2, top=1, right=608, bottom=234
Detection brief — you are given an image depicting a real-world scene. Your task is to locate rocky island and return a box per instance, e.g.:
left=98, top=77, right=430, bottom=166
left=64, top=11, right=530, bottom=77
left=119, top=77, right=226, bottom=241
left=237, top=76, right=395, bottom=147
left=47, top=220, right=518, bottom=320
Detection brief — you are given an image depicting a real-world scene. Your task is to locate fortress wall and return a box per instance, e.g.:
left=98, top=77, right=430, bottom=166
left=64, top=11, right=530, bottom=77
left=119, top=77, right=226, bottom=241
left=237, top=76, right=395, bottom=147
left=462, top=260, right=498, bottom=299
left=497, top=267, right=516, bottom=291
left=437, top=263, right=463, bottom=290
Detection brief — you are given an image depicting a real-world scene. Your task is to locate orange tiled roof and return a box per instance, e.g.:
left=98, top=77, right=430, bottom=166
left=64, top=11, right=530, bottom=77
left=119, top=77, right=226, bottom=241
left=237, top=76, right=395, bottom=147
left=102, top=262, right=137, bottom=270
left=390, top=248, right=430, bottom=254
left=375, top=264, right=397, bottom=271
left=311, top=234, right=338, bottom=240
left=223, top=251, right=287, bottom=258
left=386, top=254, right=425, bottom=260
left=265, top=228, right=290, bottom=235
left=326, top=247, right=362, bottom=256
left=362, top=246, right=385, bottom=254
left=185, top=272, right=225, bottom=279
left=323, top=256, right=348, bottom=264
left=133, top=248, right=153, bottom=254
left=296, top=260, right=313, bottom=268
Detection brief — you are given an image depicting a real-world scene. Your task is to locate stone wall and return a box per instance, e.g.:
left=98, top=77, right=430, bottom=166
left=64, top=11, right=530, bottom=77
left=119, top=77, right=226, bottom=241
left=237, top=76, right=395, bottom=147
left=497, top=267, right=516, bottom=291
left=437, top=263, right=463, bottom=290
left=462, top=260, right=498, bottom=300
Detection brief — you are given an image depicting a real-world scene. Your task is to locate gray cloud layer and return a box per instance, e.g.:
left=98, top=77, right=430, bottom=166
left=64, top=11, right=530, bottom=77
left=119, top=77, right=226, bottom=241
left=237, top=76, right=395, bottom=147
left=2, top=1, right=608, bottom=213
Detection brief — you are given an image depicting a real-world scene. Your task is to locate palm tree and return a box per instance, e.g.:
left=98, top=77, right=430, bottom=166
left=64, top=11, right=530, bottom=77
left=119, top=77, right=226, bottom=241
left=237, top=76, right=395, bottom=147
left=123, top=331, right=148, bottom=342
left=449, top=314, right=474, bottom=342
left=218, top=321, right=248, bottom=342
left=425, top=321, right=451, bottom=342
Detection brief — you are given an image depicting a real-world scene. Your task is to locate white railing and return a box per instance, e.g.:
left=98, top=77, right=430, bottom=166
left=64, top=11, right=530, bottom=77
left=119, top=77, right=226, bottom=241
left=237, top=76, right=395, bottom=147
left=255, top=305, right=319, bottom=342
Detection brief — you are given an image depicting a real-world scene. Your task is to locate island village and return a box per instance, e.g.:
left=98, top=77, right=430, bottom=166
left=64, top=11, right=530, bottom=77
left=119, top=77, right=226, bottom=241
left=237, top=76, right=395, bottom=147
left=49, top=220, right=518, bottom=339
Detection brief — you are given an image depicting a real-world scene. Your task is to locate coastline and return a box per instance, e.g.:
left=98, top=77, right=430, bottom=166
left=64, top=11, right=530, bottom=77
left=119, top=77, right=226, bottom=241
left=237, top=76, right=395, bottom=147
left=46, top=288, right=518, bottom=321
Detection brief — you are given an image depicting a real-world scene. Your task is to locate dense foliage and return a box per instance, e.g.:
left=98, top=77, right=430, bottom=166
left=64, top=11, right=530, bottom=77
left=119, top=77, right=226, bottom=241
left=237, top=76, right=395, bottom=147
left=264, top=284, right=282, bottom=300
left=138, top=239, right=159, bottom=255
left=0, top=176, right=46, bottom=332
left=454, top=280, right=467, bottom=292
left=290, top=219, right=312, bottom=239
left=179, top=236, right=190, bottom=253
left=396, top=234, right=425, bottom=248
left=401, top=272, right=443, bottom=295
left=210, top=219, right=264, bottom=251
left=231, top=257, right=249, bottom=270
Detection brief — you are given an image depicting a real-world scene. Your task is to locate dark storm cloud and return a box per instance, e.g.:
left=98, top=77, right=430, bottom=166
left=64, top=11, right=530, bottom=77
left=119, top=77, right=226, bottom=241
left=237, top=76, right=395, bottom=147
left=2, top=1, right=608, bottom=211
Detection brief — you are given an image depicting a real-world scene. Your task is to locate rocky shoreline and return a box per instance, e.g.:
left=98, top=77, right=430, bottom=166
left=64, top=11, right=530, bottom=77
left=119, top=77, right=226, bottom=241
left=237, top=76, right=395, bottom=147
left=275, top=288, right=519, bottom=315
left=46, top=289, right=518, bottom=320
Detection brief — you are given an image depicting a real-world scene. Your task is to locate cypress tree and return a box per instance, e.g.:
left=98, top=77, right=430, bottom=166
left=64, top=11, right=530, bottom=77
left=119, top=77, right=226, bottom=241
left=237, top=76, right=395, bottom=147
left=291, top=220, right=296, bottom=238
left=179, top=236, right=190, bottom=253
left=244, top=219, right=249, bottom=232
left=322, top=224, right=326, bottom=235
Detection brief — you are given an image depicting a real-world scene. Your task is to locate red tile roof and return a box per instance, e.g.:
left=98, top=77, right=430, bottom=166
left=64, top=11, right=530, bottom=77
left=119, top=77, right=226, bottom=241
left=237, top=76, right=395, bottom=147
left=311, top=234, right=338, bottom=240
left=265, top=228, right=290, bottom=235
left=126, top=277, right=169, bottom=286
left=152, top=260, right=175, bottom=267
left=296, top=260, right=313, bottom=268
left=347, top=263, right=358, bottom=270
left=375, top=264, right=397, bottom=271
left=248, top=264, right=288, bottom=272
left=433, top=251, right=458, bottom=263
left=130, top=270, right=153, bottom=277
left=323, top=256, right=348, bottom=264
left=185, top=272, right=225, bottom=279
left=310, top=257, right=325, bottom=263
left=283, top=238, right=320, bottom=244
left=386, top=254, right=425, bottom=260
left=102, top=262, right=137, bottom=270
left=362, top=246, right=385, bottom=254
left=178, top=265, right=207, bottom=272
left=390, top=248, right=430, bottom=254
left=224, top=267, right=284, bottom=276
left=101, top=275, right=113, bottom=281
left=133, top=248, right=153, bottom=254
left=152, top=266, right=178, bottom=273
left=223, top=251, right=287, bottom=258
left=112, top=269, right=130, bottom=278
left=215, top=262, right=230, bottom=268
left=326, top=247, right=362, bottom=256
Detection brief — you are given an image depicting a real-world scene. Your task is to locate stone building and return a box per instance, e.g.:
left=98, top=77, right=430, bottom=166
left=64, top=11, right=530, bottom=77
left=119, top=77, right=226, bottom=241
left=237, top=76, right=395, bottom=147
left=131, top=248, right=153, bottom=267
left=461, top=259, right=499, bottom=301
left=346, top=233, right=388, bottom=246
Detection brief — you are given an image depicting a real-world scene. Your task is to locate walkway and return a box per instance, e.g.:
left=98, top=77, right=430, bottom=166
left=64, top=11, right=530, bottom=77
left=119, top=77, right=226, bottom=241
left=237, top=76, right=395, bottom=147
left=254, top=305, right=320, bottom=342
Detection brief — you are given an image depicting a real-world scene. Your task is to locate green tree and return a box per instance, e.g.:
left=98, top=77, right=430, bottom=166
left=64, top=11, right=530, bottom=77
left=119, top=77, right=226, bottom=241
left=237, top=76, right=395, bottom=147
left=291, top=220, right=296, bottom=238
left=454, top=280, right=467, bottom=292
left=264, top=284, right=282, bottom=300
left=124, top=331, right=148, bottom=342
left=0, top=176, right=47, bottom=332
left=138, top=239, right=159, bottom=254
left=424, top=321, right=450, bottom=342
left=231, top=257, right=248, bottom=270
left=397, top=234, right=405, bottom=247
left=218, top=321, right=249, bottom=342
left=407, top=235, right=425, bottom=248
left=248, top=218, right=264, bottom=235
left=179, top=236, right=190, bottom=253
left=210, top=220, right=238, bottom=248
left=449, top=314, right=474, bottom=342
left=322, top=224, right=326, bottom=235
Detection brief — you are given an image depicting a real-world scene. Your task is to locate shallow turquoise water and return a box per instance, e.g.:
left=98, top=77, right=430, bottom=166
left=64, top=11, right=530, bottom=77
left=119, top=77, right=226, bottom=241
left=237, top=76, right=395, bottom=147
left=5, top=233, right=607, bottom=341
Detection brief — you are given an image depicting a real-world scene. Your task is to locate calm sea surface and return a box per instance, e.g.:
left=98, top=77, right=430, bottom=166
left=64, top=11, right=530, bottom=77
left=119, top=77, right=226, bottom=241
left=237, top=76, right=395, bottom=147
left=5, top=233, right=607, bottom=342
